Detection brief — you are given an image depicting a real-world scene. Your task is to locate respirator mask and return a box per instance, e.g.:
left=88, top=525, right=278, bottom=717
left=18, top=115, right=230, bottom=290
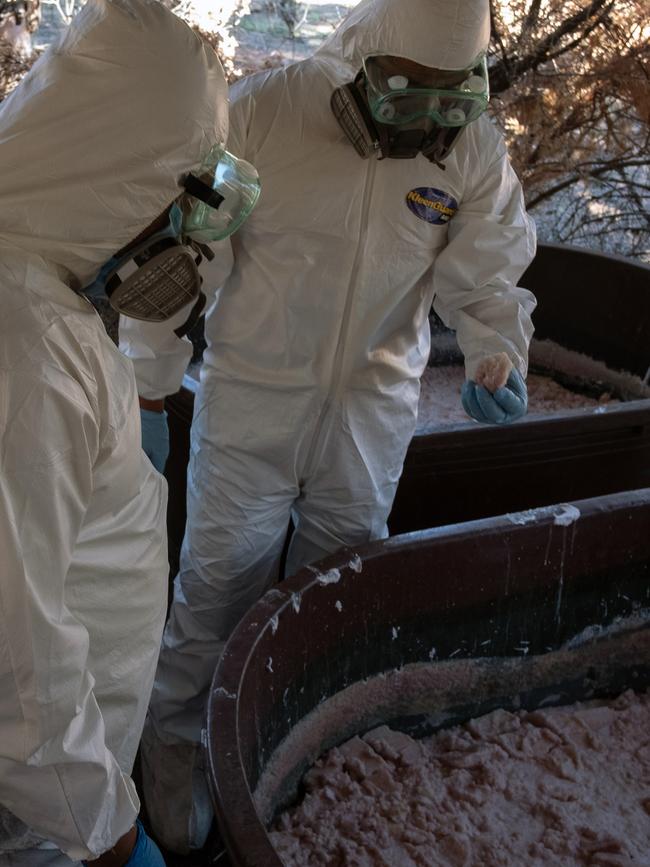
left=331, top=53, right=489, bottom=164
left=80, top=144, right=260, bottom=327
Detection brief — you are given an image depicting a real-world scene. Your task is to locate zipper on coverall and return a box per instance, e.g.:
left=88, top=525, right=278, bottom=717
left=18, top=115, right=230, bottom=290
left=302, top=158, right=378, bottom=479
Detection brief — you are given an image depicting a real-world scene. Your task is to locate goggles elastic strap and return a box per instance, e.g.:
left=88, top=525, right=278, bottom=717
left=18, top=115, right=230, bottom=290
left=183, top=173, right=225, bottom=209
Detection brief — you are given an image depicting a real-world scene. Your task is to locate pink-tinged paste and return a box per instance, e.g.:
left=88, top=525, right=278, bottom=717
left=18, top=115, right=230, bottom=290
left=416, top=366, right=617, bottom=433
left=474, top=353, right=513, bottom=393
left=270, top=690, right=650, bottom=866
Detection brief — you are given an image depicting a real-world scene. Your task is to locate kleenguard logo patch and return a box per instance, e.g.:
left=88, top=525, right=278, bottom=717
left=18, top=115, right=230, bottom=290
left=406, top=187, right=458, bottom=225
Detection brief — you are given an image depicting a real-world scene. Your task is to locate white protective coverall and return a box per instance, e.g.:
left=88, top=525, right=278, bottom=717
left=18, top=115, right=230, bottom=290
left=0, top=0, right=228, bottom=860
left=136, top=0, right=536, bottom=850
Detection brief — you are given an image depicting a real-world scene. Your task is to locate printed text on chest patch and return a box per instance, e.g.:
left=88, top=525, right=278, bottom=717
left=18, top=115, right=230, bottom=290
left=406, top=187, right=458, bottom=225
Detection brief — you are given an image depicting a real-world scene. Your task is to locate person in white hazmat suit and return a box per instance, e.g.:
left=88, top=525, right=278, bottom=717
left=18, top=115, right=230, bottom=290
left=134, top=0, right=537, bottom=852
left=0, top=0, right=260, bottom=864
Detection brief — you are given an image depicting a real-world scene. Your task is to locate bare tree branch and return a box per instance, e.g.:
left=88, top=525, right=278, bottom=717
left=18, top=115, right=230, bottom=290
left=521, top=0, right=542, bottom=38
left=489, top=0, right=615, bottom=92
left=527, top=158, right=650, bottom=209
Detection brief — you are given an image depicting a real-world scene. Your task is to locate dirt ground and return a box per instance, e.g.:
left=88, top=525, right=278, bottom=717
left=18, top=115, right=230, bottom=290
left=232, top=0, right=353, bottom=76
left=32, top=0, right=354, bottom=75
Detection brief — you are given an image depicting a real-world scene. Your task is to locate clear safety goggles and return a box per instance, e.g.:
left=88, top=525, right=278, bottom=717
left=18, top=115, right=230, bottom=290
left=80, top=146, right=260, bottom=322
left=178, top=144, right=261, bottom=244
left=363, top=53, right=489, bottom=127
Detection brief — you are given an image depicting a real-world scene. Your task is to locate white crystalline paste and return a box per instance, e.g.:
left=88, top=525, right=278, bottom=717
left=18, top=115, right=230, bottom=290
left=270, top=690, right=650, bottom=866
left=415, top=366, right=618, bottom=434
left=553, top=504, right=581, bottom=526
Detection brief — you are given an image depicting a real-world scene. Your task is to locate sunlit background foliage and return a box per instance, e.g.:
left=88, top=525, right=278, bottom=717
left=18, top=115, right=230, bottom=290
left=1, top=0, right=648, bottom=260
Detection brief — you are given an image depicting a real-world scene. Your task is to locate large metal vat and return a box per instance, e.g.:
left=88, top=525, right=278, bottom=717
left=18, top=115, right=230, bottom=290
left=165, top=245, right=650, bottom=555
left=205, top=487, right=650, bottom=866
left=388, top=243, right=650, bottom=533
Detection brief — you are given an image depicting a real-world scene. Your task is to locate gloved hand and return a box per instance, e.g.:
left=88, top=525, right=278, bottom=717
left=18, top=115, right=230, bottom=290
left=140, top=407, right=169, bottom=473
left=84, top=821, right=165, bottom=867
left=461, top=368, right=528, bottom=425
left=124, top=820, right=166, bottom=867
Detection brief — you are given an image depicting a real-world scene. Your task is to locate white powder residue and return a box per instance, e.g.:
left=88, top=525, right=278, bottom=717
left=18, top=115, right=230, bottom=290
left=348, top=555, right=363, bottom=573
left=314, top=568, right=341, bottom=586
left=416, top=366, right=620, bottom=434
left=212, top=687, right=237, bottom=700
left=506, top=504, right=581, bottom=527
left=271, top=690, right=650, bottom=866
left=507, top=508, right=546, bottom=525
left=553, top=504, right=581, bottom=526
left=563, top=610, right=650, bottom=651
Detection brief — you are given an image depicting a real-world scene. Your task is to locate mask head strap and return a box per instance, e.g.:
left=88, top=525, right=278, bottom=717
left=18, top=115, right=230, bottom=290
left=420, top=126, right=465, bottom=166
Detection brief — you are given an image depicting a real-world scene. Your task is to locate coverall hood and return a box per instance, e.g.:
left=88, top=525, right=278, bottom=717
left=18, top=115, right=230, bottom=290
left=0, top=0, right=228, bottom=286
left=316, top=0, right=491, bottom=75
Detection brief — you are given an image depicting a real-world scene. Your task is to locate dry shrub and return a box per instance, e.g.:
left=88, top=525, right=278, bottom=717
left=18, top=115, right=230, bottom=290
left=167, top=0, right=251, bottom=78
left=0, top=38, right=38, bottom=101
left=487, top=0, right=649, bottom=256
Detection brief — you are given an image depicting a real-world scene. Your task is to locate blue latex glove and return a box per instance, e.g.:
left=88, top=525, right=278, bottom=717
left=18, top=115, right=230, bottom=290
left=140, top=408, right=169, bottom=473
left=124, top=820, right=166, bottom=867
left=461, top=368, right=528, bottom=425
